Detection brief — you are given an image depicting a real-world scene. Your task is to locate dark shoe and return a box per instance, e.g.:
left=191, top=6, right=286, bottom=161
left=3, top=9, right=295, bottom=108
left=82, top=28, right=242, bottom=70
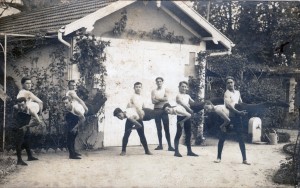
left=28, top=156, right=39, bottom=161
left=242, top=160, right=251, bottom=165
left=187, top=151, right=199, bottom=157
left=145, top=151, right=153, bottom=155
left=168, top=147, right=175, bottom=151
left=75, top=152, right=81, bottom=156
left=174, top=151, right=182, bottom=157
left=17, top=160, right=28, bottom=166
left=69, top=156, right=81, bottom=159
left=120, top=151, right=126, bottom=156
left=154, top=146, right=163, bottom=150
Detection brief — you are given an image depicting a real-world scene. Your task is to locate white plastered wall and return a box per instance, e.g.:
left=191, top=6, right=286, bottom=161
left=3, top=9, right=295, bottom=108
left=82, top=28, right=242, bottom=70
left=102, top=38, right=204, bottom=146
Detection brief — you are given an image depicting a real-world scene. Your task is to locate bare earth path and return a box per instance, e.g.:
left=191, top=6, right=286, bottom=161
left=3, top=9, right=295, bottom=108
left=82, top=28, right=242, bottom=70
left=2, top=138, right=293, bottom=188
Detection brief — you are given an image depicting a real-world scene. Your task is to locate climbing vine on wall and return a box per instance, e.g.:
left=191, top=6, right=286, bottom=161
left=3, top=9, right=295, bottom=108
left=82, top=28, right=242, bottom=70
left=70, top=29, right=110, bottom=149
left=112, top=10, right=185, bottom=44
left=188, top=51, right=209, bottom=145
left=113, top=10, right=127, bottom=36
left=71, top=29, right=110, bottom=87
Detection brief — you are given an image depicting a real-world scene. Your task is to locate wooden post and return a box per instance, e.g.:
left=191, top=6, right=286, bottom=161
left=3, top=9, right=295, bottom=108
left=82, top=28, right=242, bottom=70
left=2, top=34, right=7, bottom=152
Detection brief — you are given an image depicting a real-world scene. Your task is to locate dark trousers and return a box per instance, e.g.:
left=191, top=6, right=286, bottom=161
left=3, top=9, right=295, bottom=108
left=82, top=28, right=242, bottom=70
left=67, top=130, right=78, bottom=157
left=174, top=116, right=192, bottom=153
left=14, top=128, right=33, bottom=161
left=217, top=116, right=247, bottom=161
left=122, top=119, right=149, bottom=153
left=154, top=108, right=172, bottom=147
left=143, top=108, right=164, bottom=121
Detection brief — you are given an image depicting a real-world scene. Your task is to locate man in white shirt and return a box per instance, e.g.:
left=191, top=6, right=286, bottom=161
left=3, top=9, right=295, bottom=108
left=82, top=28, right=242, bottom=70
left=173, top=81, right=198, bottom=157
left=17, top=77, right=43, bottom=125
left=151, top=77, right=174, bottom=151
left=215, top=76, right=250, bottom=165
left=115, top=82, right=152, bottom=156
left=62, top=96, right=85, bottom=159
left=66, top=80, right=107, bottom=116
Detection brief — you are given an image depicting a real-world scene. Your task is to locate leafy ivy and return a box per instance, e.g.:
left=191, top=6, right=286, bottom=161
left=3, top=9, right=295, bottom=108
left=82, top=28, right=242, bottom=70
left=113, top=10, right=127, bottom=36
left=71, top=29, right=110, bottom=87
left=188, top=51, right=208, bottom=145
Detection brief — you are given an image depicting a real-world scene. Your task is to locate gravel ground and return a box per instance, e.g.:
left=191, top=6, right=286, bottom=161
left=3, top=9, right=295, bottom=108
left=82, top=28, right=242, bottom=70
left=0, top=137, right=294, bottom=188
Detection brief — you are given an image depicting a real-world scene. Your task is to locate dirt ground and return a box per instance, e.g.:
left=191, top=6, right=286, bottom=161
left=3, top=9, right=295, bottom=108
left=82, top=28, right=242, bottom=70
left=1, top=137, right=294, bottom=188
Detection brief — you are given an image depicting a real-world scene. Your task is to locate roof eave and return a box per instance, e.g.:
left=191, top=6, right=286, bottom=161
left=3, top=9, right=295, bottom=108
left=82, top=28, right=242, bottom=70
left=62, top=0, right=136, bottom=36
left=173, top=1, right=235, bottom=51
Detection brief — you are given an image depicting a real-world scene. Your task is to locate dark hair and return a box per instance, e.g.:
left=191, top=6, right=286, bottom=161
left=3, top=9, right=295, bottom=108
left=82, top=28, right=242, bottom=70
left=21, top=77, right=31, bottom=84
left=225, top=76, right=235, bottom=82
left=134, top=82, right=142, bottom=87
left=179, top=81, right=188, bottom=87
left=155, top=77, right=164, bottom=82
left=16, top=97, right=26, bottom=104
left=113, top=108, right=123, bottom=116
left=204, top=100, right=213, bottom=106
left=68, top=80, right=75, bottom=86
left=162, top=103, right=171, bottom=111
left=62, top=96, right=71, bottom=101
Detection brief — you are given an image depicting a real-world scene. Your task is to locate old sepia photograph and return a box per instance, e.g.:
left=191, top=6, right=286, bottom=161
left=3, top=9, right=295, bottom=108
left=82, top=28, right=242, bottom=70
left=0, top=0, right=299, bottom=187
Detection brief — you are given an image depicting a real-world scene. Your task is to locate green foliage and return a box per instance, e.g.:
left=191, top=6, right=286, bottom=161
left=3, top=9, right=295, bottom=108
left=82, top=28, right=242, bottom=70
left=71, top=29, right=110, bottom=87
left=151, top=25, right=184, bottom=44
left=193, top=1, right=300, bottom=66
left=8, top=45, right=68, bottom=149
left=205, top=53, right=287, bottom=130
left=273, top=157, right=296, bottom=185
left=189, top=37, right=201, bottom=45
left=113, top=10, right=127, bottom=36
left=111, top=11, right=185, bottom=44
left=70, top=29, right=109, bottom=150
left=187, top=52, right=208, bottom=145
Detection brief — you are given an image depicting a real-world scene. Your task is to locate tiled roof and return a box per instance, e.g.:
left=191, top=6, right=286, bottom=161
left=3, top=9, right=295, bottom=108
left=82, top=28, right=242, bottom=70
left=0, top=0, right=116, bottom=35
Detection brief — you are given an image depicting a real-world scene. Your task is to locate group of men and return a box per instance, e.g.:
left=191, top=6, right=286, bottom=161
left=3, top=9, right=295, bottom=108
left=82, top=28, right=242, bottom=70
left=113, top=76, right=254, bottom=164
left=13, top=74, right=287, bottom=165
left=113, top=78, right=199, bottom=157
left=12, top=77, right=106, bottom=164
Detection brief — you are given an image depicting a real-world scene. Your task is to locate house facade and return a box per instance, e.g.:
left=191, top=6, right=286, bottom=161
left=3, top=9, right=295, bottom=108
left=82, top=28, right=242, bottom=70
left=0, top=0, right=234, bottom=148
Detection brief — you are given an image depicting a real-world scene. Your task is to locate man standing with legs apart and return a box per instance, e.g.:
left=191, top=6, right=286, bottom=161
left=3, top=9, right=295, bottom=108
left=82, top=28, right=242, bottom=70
left=151, top=77, right=175, bottom=151
left=174, top=81, right=198, bottom=157
left=12, top=97, right=40, bottom=165
left=215, top=76, right=251, bottom=165
left=62, top=96, right=85, bottom=159
left=119, top=82, right=152, bottom=156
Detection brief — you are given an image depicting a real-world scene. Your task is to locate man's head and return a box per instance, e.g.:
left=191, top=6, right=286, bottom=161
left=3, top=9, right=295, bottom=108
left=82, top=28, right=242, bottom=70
left=178, top=81, right=188, bottom=94
left=162, top=103, right=174, bottom=114
left=133, top=82, right=142, bottom=95
left=68, top=80, right=76, bottom=90
left=225, top=76, right=235, bottom=91
left=21, top=77, right=32, bottom=90
left=203, top=100, right=214, bottom=112
left=113, top=108, right=126, bottom=120
left=155, top=77, right=164, bottom=88
left=16, top=97, right=27, bottom=111
left=62, top=96, right=72, bottom=110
